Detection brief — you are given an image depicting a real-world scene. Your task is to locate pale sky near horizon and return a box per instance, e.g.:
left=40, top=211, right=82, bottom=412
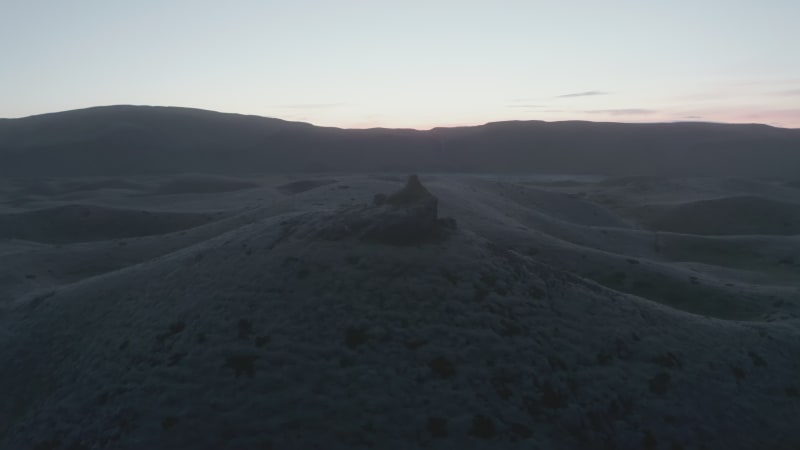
left=2, top=0, right=799, bottom=129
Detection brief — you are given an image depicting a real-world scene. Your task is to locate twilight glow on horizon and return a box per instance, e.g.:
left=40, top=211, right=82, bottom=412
left=2, top=0, right=799, bottom=129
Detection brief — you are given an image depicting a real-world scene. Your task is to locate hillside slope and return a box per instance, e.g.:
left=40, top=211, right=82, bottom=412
left=1, top=174, right=799, bottom=449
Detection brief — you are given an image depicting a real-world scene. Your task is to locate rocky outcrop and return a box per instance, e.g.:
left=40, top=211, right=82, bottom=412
left=361, top=175, right=447, bottom=244
left=292, top=175, right=456, bottom=245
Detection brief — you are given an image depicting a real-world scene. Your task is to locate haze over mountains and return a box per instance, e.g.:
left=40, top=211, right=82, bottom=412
left=2, top=105, right=800, bottom=177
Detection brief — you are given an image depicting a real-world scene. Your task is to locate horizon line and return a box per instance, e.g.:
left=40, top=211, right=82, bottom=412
left=2, top=104, right=797, bottom=132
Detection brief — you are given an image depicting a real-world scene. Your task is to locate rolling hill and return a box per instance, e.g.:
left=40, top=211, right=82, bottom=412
left=1, top=174, right=799, bottom=449
left=2, top=105, right=799, bottom=177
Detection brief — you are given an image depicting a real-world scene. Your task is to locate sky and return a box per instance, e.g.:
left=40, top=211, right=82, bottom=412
left=2, top=0, right=799, bottom=129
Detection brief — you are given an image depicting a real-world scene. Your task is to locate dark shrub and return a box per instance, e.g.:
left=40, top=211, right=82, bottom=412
left=469, top=415, right=496, bottom=439
left=429, top=356, right=456, bottom=379
left=649, top=372, right=670, bottom=394
left=427, top=417, right=448, bottom=437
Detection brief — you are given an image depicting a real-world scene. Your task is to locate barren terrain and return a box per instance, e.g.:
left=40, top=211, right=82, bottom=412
left=1, top=173, right=799, bottom=449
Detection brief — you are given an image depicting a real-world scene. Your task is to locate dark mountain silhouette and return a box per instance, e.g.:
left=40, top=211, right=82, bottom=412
left=1, top=105, right=799, bottom=177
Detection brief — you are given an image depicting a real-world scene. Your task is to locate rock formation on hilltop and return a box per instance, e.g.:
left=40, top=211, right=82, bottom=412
left=364, top=175, right=455, bottom=244
left=291, top=175, right=456, bottom=244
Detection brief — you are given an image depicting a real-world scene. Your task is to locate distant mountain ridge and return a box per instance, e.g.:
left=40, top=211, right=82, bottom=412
left=2, top=105, right=799, bottom=177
